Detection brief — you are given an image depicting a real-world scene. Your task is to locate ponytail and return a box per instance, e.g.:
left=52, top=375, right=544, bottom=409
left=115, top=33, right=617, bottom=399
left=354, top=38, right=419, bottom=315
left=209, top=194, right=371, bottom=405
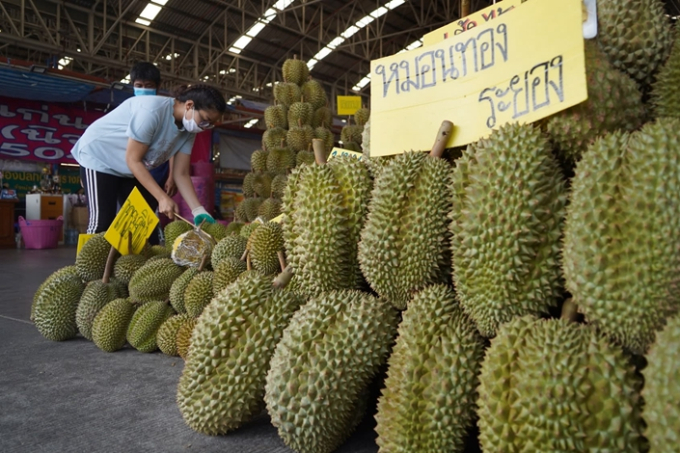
left=173, top=84, right=227, bottom=113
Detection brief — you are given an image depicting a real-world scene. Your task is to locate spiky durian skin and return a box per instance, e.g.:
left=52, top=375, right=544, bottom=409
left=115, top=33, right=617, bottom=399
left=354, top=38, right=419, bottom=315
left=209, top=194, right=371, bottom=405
left=271, top=174, right=288, bottom=199
left=235, top=202, right=248, bottom=223
left=296, top=150, right=315, bottom=167
left=359, top=152, right=452, bottom=310
left=375, top=285, right=485, bottom=453
left=264, top=105, right=288, bottom=129
left=312, top=106, right=332, bottom=129
left=265, top=290, right=399, bottom=453
left=113, top=254, right=147, bottom=286
left=545, top=40, right=646, bottom=165
left=212, top=257, right=247, bottom=295
left=75, top=233, right=111, bottom=282
left=361, top=118, right=371, bottom=157
left=176, top=317, right=197, bottom=360
left=266, top=148, right=296, bottom=175
left=287, top=124, right=314, bottom=152
left=563, top=120, right=680, bottom=354
left=201, top=222, right=228, bottom=242
left=184, top=272, right=214, bottom=317
left=274, top=82, right=302, bottom=107
left=314, top=127, right=334, bottom=154
left=281, top=165, right=307, bottom=271
left=225, top=221, right=244, bottom=236
left=128, top=258, right=184, bottom=304
left=477, top=316, right=643, bottom=452
left=32, top=265, right=78, bottom=322
left=177, top=272, right=304, bottom=435
left=263, top=127, right=288, bottom=152
left=301, top=79, right=327, bottom=110
left=451, top=123, right=566, bottom=337
left=651, top=32, right=680, bottom=119
left=251, top=149, right=269, bottom=172
left=252, top=173, right=273, bottom=198
left=169, top=268, right=199, bottom=314
left=243, top=198, right=264, bottom=222
left=91, top=298, right=136, bottom=352
left=33, top=270, right=86, bottom=341
left=643, top=316, right=680, bottom=452
left=257, top=198, right=282, bottom=222
left=354, top=107, right=370, bottom=127
left=247, top=221, right=284, bottom=275
left=164, top=221, right=193, bottom=252
left=287, top=102, right=314, bottom=127
left=126, top=300, right=175, bottom=353
left=242, top=172, right=256, bottom=198
left=76, top=278, right=126, bottom=341
left=239, top=222, right=260, bottom=240
left=157, top=313, right=194, bottom=356
left=341, top=125, right=363, bottom=145
left=211, top=235, right=247, bottom=268
left=597, top=0, right=673, bottom=85
left=282, top=58, right=309, bottom=86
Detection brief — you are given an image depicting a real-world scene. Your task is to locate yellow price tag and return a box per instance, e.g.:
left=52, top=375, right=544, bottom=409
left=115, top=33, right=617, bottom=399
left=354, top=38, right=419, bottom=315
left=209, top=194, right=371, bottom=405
left=337, top=96, right=363, bottom=116
left=269, top=214, right=284, bottom=224
left=76, top=233, right=95, bottom=256
left=104, top=187, right=159, bottom=255
left=328, top=147, right=364, bottom=161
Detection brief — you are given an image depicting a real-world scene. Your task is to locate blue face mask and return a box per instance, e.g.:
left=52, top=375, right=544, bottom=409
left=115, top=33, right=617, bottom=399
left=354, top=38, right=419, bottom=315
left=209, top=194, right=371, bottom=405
left=134, top=87, right=157, bottom=96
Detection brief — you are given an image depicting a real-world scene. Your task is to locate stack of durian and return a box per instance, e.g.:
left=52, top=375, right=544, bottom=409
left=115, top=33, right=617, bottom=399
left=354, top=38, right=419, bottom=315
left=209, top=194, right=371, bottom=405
left=31, top=2, right=680, bottom=452
left=339, top=106, right=369, bottom=152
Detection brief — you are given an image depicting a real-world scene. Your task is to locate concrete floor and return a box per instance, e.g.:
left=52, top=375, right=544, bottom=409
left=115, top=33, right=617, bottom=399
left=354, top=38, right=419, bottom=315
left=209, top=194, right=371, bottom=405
left=0, top=246, right=380, bottom=453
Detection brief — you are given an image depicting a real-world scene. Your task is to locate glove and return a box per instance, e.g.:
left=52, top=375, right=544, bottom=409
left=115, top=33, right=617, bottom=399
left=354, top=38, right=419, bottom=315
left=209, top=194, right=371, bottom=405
left=192, top=206, right=215, bottom=225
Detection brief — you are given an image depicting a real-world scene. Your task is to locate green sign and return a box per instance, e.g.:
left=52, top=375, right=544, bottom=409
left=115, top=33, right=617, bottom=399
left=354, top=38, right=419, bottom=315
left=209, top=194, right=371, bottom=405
left=2, top=168, right=82, bottom=199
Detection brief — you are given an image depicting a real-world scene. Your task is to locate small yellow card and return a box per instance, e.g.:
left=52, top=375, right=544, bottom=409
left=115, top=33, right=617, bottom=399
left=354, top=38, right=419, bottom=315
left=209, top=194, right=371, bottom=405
left=328, top=147, right=364, bottom=161
left=337, top=96, right=363, bottom=116
left=269, top=214, right=284, bottom=224
left=104, top=187, right=158, bottom=255
left=76, top=233, right=95, bottom=256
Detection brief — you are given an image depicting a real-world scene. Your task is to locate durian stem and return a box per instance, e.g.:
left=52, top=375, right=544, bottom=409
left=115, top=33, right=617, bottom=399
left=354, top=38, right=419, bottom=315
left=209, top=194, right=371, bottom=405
left=272, top=266, right=294, bottom=289
left=429, top=120, right=454, bottom=158
left=246, top=252, right=252, bottom=271
left=198, top=253, right=208, bottom=272
left=102, top=245, right=118, bottom=284
left=240, top=248, right=249, bottom=261
left=461, top=0, right=470, bottom=17
left=312, top=138, right=327, bottom=164
left=277, top=250, right=287, bottom=272
left=561, top=298, right=579, bottom=323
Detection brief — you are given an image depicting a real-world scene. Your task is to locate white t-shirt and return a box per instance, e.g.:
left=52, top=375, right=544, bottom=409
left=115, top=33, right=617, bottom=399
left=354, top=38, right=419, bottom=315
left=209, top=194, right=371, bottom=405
left=71, top=96, right=195, bottom=177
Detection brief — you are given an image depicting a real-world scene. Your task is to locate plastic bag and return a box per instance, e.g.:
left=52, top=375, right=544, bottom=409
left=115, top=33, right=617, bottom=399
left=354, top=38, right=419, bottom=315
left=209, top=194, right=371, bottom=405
left=171, top=227, right=216, bottom=268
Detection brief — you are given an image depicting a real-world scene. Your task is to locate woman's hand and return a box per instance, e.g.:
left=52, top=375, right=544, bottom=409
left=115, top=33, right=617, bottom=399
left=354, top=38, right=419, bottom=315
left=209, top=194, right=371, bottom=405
left=158, top=195, right=179, bottom=219
left=164, top=176, right=177, bottom=197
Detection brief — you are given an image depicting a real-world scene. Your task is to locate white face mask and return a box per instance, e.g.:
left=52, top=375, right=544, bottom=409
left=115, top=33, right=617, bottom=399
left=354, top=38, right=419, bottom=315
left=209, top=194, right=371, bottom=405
left=182, top=106, right=203, bottom=134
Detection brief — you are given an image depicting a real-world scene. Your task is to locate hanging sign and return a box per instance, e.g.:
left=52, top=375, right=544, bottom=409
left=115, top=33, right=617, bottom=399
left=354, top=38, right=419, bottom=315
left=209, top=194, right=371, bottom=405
left=104, top=187, right=158, bottom=255
left=336, top=96, right=363, bottom=116
left=369, top=0, right=587, bottom=157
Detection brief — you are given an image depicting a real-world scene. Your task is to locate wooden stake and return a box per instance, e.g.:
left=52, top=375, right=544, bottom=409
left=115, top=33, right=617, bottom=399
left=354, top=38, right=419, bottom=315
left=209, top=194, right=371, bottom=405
left=277, top=250, right=287, bottom=273
left=312, top=138, right=327, bottom=165
left=429, top=121, right=454, bottom=159
left=102, top=246, right=118, bottom=284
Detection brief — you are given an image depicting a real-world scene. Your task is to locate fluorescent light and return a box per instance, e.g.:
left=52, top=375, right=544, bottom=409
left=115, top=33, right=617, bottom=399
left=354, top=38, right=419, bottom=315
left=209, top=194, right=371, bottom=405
left=244, top=118, right=259, bottom=128
left=135, top=17, right=151, bottom=26
left=247, top=21, right=267, bottom=37
left=229, top=47, right=242, bottom=54
left=341, top=25, right=360, bottom=39
left=263, top=8, right=277, bottom=22
left=371, top=6, right=389, bottom=18
left=120, top=74, right=131, bottom=83
left=406, top=39, right=423, bottom=50
left=355, top=15, right=375, bottom=28
left=385, top=0, right=406, bottom=9
left=307, top=58, right=318, bottom=69
left=58, top=56, right=73, bottom=69
left=352, top=75, right=372, bottom=91
left=139, top=3, right=162, bottom=20
left=153, top=0, right=169, bottom=5
left=165, top=52, right=180, bottom=60
left=273, top=0, right=295, bottom=10
left=327, top=37, right=345, bottom=49
left=232, top=35, right=252, bottom=50
left=313, top=47, right=333, bottom=60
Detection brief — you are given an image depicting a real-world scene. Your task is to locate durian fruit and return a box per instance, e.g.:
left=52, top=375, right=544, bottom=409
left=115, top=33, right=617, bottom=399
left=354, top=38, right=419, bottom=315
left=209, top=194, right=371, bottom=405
left=295, top=150, right=315, bottom=167
left=354, top=107, right=370, bottom=127
left=201, top=222, right=228, bottom=242
left=287, top=123, right=314, bottom=152
left=312, top=106, right=332, bottom=129
left=157, top=313, right=194, bottom=356
left=281, top=165, right=307, bottom=272
left=176, top=317, right=198, bottom=360
left=301, top=79, right=327, bottom=110
left=257, top=198, right=282, bottom=221
left=342, top=141, right=362, bottom=152
left=91, top=298, right=137, bottom=352
left=225, top=221, right=244, bottom=236
left=242, top=172, right=256, bottom=198
left=235, top=202, right=249, bottom=223
left=252, top=173, right=272, bottom=198
left=597, top=0, right=673, bottom=85
left=563, top=120, right=680, bottom=354
left=251, top=149, right=269, bottom=172
left=642, top=315, right=680, bottom=451
left=164, top=221, right=193, bottom=252
left=263, top=127, right=288, bottom=151
left=126, top=300, right=175, bottom=353
left=651, top=31, right=680, bottom=119
left=375, top=285, right=485, bottom=452
left=314, top=126, right=334, bottom=154
left=271, top=174, right=288, bottom=199
left=210, top=235, right=247, bottom=269
left=265, top=290, right=399, bottom=453
left=169, top=267, right=199, bottom=313
left=273, top=82, right=302, bottom=107
left=243, top=198, right=264, bottom=222
left=147, top=244, right=171, bottom=258
left=291, top=141, right=372, bottom=295
left=246, top=221, right=285, bottom=275
left=75, top=233, right=112, bottom=282
left=264, top=104, right=287, bottom=129
left=266, top=147, right=296, bottom=175
left=31, top=265, right=78, bottom=322
left=177, top=271, right=304, bottom=435
left=184, top=271, right=214, bottom=317
left=213, top=257, right=247, bottom=295
left=239, top=222, right=260, bottom=240
left=287, top=101, right=313, bottom=127
left=359, top=128, right=453, bottom=310
left=128, top=258, right=184, bottom=304
left=341, top=124, right=363, bottom=146
left=76, top=246, right=126, bottom=341
left=113, top=254, right=147, bottom=286
left=282, top=56, right=309, bottom=86
left=33, top=267, right=86, bottom=341
left=545, top=40, right=645, bottom=166
left=477, top=316, right=643, bottom=452
left=451, top=123, right=566, bottom=337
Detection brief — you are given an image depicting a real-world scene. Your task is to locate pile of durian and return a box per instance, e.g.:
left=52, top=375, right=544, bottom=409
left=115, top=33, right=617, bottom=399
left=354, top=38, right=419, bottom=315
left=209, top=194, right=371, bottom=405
left=32, top=3, right=680, bottom=452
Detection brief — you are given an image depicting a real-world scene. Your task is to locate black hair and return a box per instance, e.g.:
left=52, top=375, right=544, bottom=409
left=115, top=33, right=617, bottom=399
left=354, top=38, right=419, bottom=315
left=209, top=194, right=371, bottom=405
left=130, top=61, right=161, bottom=86
left=173, top=84, right=227, bottom=113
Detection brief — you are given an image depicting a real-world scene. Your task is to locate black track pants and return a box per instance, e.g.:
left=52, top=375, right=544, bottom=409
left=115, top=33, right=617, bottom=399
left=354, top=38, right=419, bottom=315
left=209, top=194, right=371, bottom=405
left=79, top=167, right=159, bottom=243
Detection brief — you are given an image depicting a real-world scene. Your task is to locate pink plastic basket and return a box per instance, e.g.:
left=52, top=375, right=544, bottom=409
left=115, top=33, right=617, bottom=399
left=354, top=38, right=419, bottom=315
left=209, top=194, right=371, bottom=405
left=18, top=216, right=63, bottom=250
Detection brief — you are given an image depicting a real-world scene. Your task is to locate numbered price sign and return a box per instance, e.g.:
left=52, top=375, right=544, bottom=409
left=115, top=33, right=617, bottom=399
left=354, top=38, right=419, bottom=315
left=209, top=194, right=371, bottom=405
left=328, top=147, right=364, bottom=161
left=104, top=187, right=158, bottom=255
left=337, top=96, right=363, bottom=116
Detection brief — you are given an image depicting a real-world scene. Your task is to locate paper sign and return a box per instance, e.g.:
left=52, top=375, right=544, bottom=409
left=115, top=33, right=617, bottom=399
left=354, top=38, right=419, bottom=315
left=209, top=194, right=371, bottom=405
left=104, top=187, right=158, bottom=255
left=369, top=0, right=587, bottom=157
left=423, top=0, right=525, bottom=46
left=328, top=147, right=364, bottom=161
left=337, top=96, right=363, bottom=116
left=76, top=233, right=94, bottom=256
left=269, top=214, right=284, bottom=224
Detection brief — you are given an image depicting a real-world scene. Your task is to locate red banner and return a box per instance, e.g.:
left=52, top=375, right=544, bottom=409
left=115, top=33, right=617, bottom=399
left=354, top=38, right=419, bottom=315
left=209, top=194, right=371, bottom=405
left=0, top=96, right=104, bottom=164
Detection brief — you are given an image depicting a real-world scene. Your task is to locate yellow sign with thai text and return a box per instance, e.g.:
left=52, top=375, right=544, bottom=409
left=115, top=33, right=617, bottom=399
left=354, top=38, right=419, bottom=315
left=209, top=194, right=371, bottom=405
left=369, top=0, right=587, bottom=156
left=104, top=187, right=158, bottom=255
left=76, top=233, right=94, bottom=256
left=336, top=96, right=363, bottom=116
left=328, top=147, right=364, bottom=161
left=423, top=0, right=526, bottom=46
